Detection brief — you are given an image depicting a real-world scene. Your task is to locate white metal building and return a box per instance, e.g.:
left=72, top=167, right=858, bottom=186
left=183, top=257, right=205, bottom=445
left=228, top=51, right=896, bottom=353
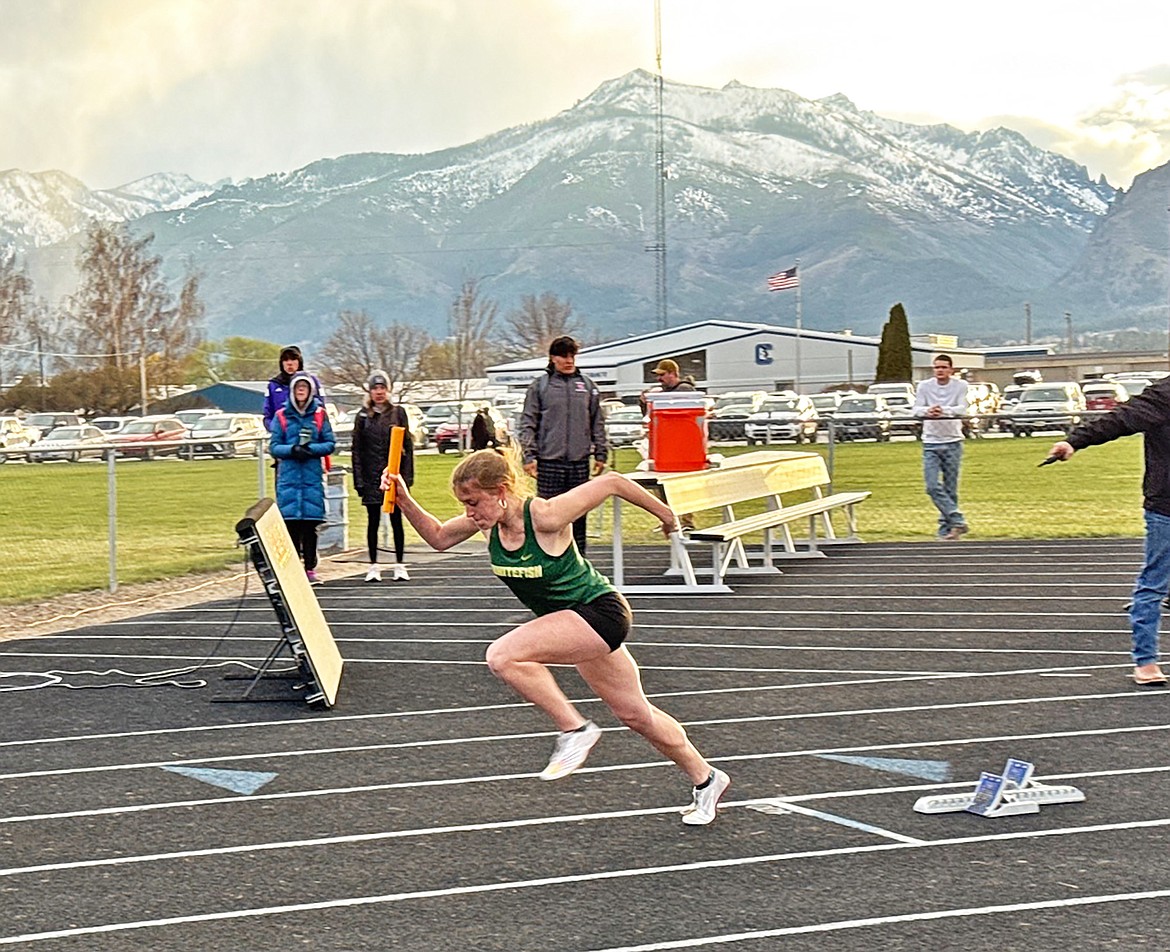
left=486, top=320, right=986, bottom=398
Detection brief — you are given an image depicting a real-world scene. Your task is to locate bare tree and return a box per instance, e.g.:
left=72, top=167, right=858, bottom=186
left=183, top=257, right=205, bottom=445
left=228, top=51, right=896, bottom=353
left=68, top=223, right=204, bottom=375
left=501, top=292, right=583, bottom=360
left=319, top=309, right=432, bottom=397
left=0, top=249, right=33, bottom=387
left=378, top=321, right=431, bottom=398
left=443, top=276, right=500, bottom=400
left=156, top=266, right=206, bottom=387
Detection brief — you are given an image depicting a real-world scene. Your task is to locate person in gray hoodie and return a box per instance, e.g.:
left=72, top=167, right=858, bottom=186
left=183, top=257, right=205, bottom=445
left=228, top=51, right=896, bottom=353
left=519, top=336, right=608, bottom=553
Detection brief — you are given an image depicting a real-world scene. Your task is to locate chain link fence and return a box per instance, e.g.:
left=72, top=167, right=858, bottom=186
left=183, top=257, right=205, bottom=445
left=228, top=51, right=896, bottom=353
left=0, top=435, right=273, bottom=602
left=1, top=410, right=1145, bottom=604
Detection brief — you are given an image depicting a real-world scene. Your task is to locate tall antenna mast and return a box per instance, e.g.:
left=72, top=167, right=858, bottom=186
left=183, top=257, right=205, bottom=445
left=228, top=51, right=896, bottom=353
left=651, top=0, right=668, bottom=330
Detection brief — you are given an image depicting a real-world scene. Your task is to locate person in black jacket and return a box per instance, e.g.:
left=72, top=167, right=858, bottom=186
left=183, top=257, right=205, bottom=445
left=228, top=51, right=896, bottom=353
left=352, top=370, right=414, bottom=582
left=471, top=407, right=497, bottom=451
left=1050, top=376, right=1170, bottom=685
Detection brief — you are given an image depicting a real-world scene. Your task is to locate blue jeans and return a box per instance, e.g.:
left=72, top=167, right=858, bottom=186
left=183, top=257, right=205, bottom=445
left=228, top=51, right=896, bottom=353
left=1129, top=510, right=1170, bottom=667
left=923, top=442, right=965, bottom=535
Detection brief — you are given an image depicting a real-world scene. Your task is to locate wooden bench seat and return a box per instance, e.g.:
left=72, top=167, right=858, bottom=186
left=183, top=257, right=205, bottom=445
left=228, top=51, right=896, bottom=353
left=653, top=452, right=870, bottom=589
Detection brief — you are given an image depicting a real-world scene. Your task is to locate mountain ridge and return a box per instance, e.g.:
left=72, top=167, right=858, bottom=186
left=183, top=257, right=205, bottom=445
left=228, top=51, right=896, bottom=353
left=5, top=69, right=1162, bottom=347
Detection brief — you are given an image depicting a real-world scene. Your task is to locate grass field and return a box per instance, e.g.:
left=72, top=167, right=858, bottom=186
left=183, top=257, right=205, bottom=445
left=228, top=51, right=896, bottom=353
left=0, top=435, right=1146, bottom=604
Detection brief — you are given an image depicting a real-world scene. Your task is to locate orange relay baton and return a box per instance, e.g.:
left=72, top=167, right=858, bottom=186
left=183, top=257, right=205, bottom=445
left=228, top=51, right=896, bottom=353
left=382, top=426, right=406, bottom=513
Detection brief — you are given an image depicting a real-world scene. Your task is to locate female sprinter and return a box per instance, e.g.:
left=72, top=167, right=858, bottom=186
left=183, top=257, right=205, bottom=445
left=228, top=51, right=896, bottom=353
left=381, top=448, right=730, bottom=825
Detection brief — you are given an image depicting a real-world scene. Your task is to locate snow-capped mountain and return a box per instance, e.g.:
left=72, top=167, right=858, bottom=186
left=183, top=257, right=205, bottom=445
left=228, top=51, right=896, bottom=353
left=7, top=70, right=1154, bottom=344
left=0, top=169, right=213, bottom=253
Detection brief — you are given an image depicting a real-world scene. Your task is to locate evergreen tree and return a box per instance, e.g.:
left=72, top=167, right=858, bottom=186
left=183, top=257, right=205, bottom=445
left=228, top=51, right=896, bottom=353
left=874, top=303, right=913, bottom=382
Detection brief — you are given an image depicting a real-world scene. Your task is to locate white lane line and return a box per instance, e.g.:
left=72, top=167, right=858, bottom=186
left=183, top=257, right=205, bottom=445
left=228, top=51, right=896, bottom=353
left=1, top=820, right=1168, bottom=946
left=0, top=687, right=1147, bottom=754
left=13, top=634, right=1133, bottom=657
left=0, top=649, right=1128, bottom=679
left=146, top=589, right=1138, bottom=610
left=0, top=652, right=989, bottom=676
left=749, top=801, right=923, bottom=844
left=0, top=799, right=911, bottom=879
left=583, top=890, right=1170, bottom=951
left=6, top=761, right=1170, bottom=858
left=93, top=607, right=1141, bottom=620
left=1, top=716, right=1166, bottom=794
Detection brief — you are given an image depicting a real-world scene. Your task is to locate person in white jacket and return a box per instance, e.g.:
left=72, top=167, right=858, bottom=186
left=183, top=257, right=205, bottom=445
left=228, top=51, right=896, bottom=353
left=912, top=355, right=970, bottom=539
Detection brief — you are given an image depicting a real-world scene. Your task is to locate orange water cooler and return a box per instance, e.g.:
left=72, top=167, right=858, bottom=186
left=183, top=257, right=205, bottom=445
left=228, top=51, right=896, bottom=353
left=645, top=392, right=708, bottom=472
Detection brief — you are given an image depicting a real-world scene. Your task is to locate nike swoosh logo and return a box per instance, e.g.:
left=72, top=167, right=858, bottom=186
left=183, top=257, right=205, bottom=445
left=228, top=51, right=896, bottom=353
left=520, top=554, right=533, bottom=561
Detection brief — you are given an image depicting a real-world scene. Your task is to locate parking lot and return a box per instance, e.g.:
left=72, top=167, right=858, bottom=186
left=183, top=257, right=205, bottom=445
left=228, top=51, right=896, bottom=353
left=1, top=536, right=1167, bottom=949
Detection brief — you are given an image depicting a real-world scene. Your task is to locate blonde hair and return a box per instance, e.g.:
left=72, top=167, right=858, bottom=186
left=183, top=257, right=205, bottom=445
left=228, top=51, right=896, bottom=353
left=451, top=445, right=529, bottom=497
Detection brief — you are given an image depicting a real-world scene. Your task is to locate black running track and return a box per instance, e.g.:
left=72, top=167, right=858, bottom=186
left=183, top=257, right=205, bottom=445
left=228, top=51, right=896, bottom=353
left=0, top=538, right=1167, bottom=950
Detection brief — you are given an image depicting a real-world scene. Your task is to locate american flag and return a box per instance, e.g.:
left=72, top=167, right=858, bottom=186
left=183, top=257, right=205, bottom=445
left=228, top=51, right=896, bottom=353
left=767, top=266, right=799, bottom=291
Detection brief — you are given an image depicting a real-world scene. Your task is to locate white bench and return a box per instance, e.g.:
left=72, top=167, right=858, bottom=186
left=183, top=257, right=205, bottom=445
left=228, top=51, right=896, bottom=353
left=658, top=453, right=870, bottom=589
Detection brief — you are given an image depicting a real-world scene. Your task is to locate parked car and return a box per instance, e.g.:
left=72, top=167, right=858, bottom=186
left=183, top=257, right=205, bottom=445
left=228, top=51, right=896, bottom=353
left=711, top=391, right=768, bottom=413
left=401, top=403, right=428, bottom=447
left=997, top=385, right=1026, bottom=431
left=432, top=408, right=508, bottom=452
left=1105, top=372, right=1164, bottom=397
left=431, top=419, right=468, bottom=453
left=26, top=425, right=110, bottom=462
left=0, top=416, right=34, bottom=458
left=604, top=406, right=647, bottom=447
left=708, top=404, right=753, bottom=442
left=0, top=416, right=34, bottom=461
left=422, top=401, right=479, bottom=442
left=1082, top=381, right=1130, bottom=411
left=108, top=415, right=188, bottom=459
left=331, top=409, right=356, bottom=452
left=744, top=394, right=819, bottom=444
left=867, top=382, right=916, bottom=402
left=89, top=415, right=134, bottom=434
left=831, top=394, right=892, bottom=441
left=22, top=412, right=82, bottom=442
left=881, top=393, right=923, bottom=439
left=1005, top=382, right=1086, bottom=436
left=182, top=413, right=267, bottom=458
left=808, top=392, right=843, bottom=425
left=175, top=408, right=222, bottom=430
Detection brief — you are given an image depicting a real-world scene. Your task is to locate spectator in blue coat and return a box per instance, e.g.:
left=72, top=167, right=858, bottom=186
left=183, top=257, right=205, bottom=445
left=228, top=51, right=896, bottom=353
left=269, top=371, right=336, bottom=583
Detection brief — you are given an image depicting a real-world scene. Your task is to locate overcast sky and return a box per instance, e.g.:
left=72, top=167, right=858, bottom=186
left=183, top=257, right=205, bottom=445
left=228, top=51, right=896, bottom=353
left=3, top=0, right=1168, bottom=190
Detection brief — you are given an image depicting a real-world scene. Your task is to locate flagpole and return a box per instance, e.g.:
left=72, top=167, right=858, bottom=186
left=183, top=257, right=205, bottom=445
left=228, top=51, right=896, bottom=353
left=794, top=259, right=802, bottom=393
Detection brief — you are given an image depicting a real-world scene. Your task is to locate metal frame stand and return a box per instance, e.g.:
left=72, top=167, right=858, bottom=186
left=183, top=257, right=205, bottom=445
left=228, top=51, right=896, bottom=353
left=213, top=527, right=327, bottom=705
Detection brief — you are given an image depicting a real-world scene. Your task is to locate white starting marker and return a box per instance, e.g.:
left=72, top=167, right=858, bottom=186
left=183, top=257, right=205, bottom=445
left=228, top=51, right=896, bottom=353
left=913, top=759, right=1085, bottom=817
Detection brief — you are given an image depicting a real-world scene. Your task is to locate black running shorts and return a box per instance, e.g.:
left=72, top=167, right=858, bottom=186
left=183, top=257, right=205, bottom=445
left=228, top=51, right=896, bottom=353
left=570, top=591, right=633, bottom=652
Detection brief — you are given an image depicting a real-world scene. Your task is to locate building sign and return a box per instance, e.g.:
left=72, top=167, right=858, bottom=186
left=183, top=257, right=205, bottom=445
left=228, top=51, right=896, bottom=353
left=755, top=343, right=773, bottom=365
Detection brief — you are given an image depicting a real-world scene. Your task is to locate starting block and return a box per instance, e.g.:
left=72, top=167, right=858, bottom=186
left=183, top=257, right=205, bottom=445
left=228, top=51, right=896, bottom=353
left=913, top=758, right=1085, bottom=818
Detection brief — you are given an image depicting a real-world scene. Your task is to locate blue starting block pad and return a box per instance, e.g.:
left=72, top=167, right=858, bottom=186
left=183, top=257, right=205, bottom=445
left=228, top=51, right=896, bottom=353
left=913, top=758, right=1084, bottom=817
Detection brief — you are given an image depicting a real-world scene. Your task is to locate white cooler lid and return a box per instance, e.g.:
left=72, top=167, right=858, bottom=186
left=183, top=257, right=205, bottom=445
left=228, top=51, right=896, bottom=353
left=645, top=392, right=707, bottom=410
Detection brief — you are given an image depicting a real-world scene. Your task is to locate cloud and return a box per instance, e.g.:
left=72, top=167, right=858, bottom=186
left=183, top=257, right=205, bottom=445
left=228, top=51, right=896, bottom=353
left=2, top=0, right=647, bottom=187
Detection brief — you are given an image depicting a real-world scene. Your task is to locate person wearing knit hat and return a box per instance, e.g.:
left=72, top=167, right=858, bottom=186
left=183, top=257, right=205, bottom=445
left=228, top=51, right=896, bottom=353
left=351, top=369, right=414, bottom=581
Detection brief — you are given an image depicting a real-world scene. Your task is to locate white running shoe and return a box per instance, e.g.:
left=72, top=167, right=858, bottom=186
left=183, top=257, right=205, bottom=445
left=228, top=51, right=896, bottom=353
left=392, top=563, right=410, bottom=580
left=681, top=768, right=731, bottom=825
left=364, top=564, right=381, bottom=582
left=539, top=721, right=602, bottom=781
